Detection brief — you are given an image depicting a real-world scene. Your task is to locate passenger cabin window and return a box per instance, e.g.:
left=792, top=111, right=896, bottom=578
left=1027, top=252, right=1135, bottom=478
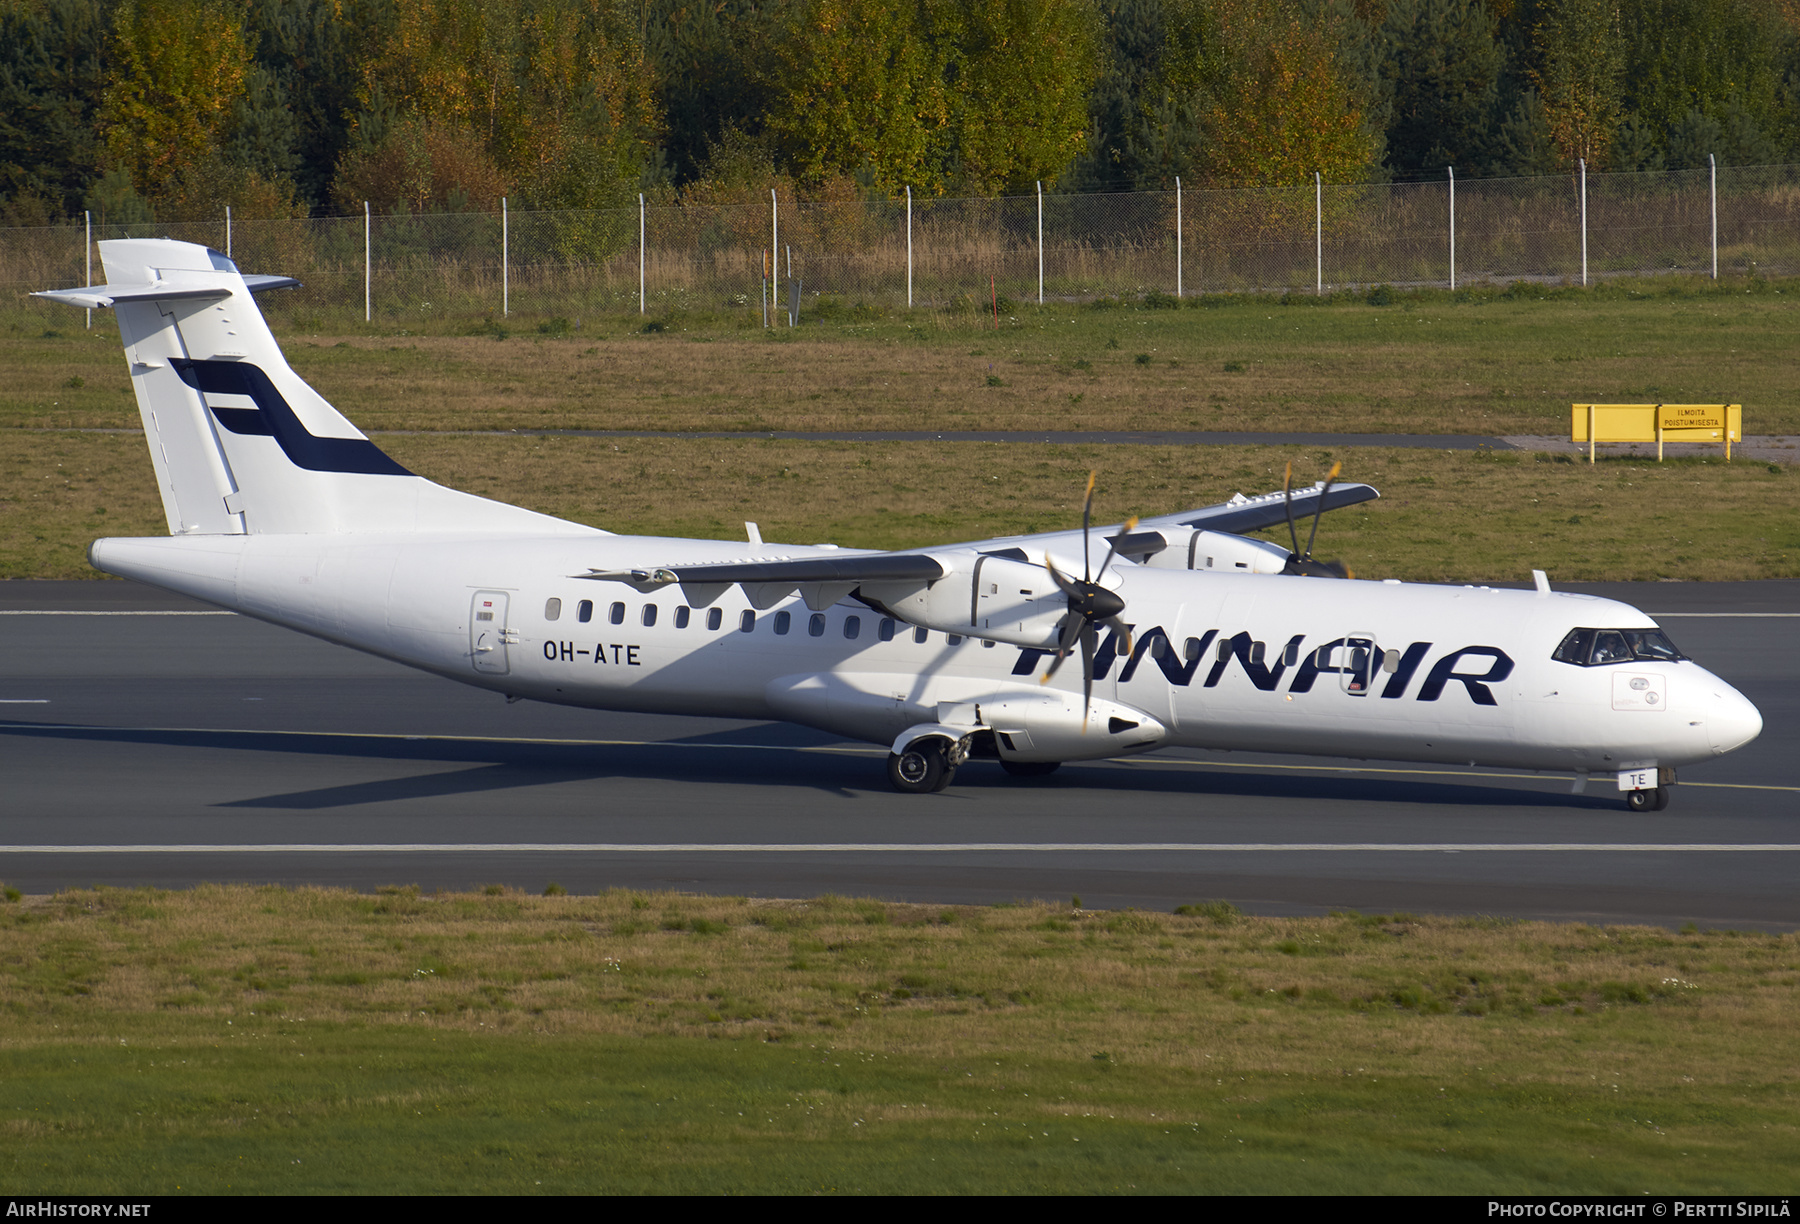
left=739, top=610, right=755, bottom=632
left=609, top=601, right=625, bottom=625
left=774, top=611, right=791, bottom=635
left=578, top=599, right=594, bottom=624
left=878, top=618, right=895, bottom=642
left=808, top=613, right=827, bottom=637
left=843, top=616, right=860, bottom=640
left=947, top=635, right=963, bottom=646
left=1553, top=627, right=1686, bottom=666
left=914, top=626, right=929, bottom=644
left=674, top=606, right=690, bottom=629
left=642, top=604, right=658, bottom=627
left=1184, top=637, right=1203, bottom=662
left=707, top=607, right=723, bottom=631
left=544, top=598, right=562, bottom=621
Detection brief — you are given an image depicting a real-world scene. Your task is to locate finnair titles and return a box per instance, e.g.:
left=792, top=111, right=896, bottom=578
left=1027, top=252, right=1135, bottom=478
left=37, top=240, right=1761, bottom=806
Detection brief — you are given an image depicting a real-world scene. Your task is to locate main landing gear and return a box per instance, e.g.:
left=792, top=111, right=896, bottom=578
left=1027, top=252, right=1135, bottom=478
left=887, top=740, right=956, bottom=793
left=1625, top=786, right=1671, bottom=812
left=886, top=733, right=1065, bottom=792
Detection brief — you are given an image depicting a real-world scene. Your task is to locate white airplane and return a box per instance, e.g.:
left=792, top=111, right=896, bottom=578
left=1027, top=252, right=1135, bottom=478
left=37, top=239, right=1762, bottom=808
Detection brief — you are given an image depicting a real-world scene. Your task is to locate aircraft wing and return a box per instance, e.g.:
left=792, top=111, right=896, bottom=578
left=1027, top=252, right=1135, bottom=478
left=1138, top=481, right=1379, bottom=535
left=575, top=481, right=1378, bottom=607
left=581, top=554, right=945, bottom=587
left=577, top=553, right=946, bottom=611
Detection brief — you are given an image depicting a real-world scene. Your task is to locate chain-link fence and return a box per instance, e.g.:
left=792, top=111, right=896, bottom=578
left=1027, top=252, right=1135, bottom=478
left=7, top=162, right=1799, bottom=326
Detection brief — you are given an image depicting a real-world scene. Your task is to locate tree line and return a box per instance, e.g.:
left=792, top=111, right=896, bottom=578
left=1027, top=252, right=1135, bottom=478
left=2, top=0, right=1796, bottom=226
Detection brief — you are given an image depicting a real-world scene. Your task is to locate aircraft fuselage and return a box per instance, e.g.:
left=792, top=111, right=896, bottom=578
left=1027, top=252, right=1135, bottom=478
left=92, top=531, right=1762, bottom=778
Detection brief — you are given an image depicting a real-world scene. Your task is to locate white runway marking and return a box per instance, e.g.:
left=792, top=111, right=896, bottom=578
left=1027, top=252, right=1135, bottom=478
left=4, top=843, right=1800, bottom=853
left=0, top=700, right=48, bottom=703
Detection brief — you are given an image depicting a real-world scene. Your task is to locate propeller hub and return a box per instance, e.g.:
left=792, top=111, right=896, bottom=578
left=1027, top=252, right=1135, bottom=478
left=1070, top=583, right=1125, bottom=621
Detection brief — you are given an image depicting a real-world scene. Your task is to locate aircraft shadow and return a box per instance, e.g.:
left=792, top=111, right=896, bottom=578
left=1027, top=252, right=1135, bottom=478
left=0, top=719, right=1615, bottom=812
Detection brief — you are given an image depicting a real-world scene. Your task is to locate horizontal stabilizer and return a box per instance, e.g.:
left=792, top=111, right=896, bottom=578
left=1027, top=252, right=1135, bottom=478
left=33, top=274, right=298, bottom=311
left=35, top=283, right=230, bottom=308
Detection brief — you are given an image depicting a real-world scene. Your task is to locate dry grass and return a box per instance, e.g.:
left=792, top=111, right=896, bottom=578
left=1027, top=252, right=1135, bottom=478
left=4, top=429, right=1793, bottom=582
left=6, top=280, right=1800, bottom=436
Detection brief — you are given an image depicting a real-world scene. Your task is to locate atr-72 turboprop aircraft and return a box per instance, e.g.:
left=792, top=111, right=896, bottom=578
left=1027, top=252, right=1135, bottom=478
left=38, top=239, right=1761, bottom=807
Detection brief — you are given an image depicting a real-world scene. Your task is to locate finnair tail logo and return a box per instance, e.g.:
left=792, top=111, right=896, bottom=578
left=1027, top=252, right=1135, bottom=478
left=1014, top=627, right=1514, bottom=705
left=172, top=359, right=412, bottom=477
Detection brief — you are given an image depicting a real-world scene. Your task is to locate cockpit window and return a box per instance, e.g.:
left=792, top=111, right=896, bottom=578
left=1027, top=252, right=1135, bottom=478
left=1590, top=630, right=1632, bottom=664
left=1553, top=627, right=1686, bottom=666
left=1624, top=630, right=1685, bottom=661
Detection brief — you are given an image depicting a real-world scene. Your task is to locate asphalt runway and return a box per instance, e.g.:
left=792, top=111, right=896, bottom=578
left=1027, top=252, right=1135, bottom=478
left=2, top=579, right=1794, bottom=928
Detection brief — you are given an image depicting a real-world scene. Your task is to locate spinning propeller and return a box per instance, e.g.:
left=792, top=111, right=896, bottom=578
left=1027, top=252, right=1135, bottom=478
left=1281, top=461, right=1354, bottom=579
left=1040, top=472, right=1137, bottom=729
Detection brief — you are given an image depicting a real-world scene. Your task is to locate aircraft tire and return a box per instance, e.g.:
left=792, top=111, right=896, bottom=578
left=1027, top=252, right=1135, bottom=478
left=1625, top=786, right=1668, bottom=813
left=999, top=759, right=1061, bottom=778
left=888, top=741, right=952, bottom=794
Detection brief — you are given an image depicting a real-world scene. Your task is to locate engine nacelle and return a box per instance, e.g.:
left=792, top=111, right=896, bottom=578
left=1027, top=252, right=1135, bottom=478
left=1138, top=528, right=1290, bottom=574
left=863, top=554, right=1069, bottom=648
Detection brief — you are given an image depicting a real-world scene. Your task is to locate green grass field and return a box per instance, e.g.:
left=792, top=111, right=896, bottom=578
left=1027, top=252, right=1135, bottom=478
left=6, top=275, right=1799, bottom=436
left=3, top=429, right=1793, bottom=582
left=3, top=886, right=1795, bottom=1194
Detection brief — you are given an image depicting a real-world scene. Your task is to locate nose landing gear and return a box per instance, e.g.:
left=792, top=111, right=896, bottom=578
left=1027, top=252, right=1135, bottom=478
left=1625, top=786, right=1671, bottom=812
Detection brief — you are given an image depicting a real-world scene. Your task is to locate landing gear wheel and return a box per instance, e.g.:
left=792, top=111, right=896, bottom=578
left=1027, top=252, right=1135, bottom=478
left=1626, top=786, right=1669, bottom=812
left=1000, top=759, right=1062, bottom=778
left=888, top=741, right=955, bottom=794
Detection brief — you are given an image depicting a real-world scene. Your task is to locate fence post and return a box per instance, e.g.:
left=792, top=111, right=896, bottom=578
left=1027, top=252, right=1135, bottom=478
left=770, top=189, right=779, bottom=307
left=84, top=210, right=91, bottom=330
left=1447, top=166, right=1455, bottom=290
left=1315, top=171, right=1323, bottom=295
left=638, top=193, right=646, bottom=315
left=905, top=185, right=913, bottom=308
left=1578, top=158, right=1587, bottom=286
left=364, top=201, right=371, bottom=323
left=1036, top=180, right=1044, bottom=305
left=502, top=197, right=509, bottom=317
left=1175, top=176, right=1182, bottom=298
left=225, top=204, right=231, bottom=260
left=1709, top=153, right=1718, bottom=279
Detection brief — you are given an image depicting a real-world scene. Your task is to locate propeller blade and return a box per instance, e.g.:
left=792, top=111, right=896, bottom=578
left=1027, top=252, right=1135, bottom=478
left=1044, top=555, right=1081, bottom=599
left=1094, top=515, right=1138, bottom=583
left=1283, top=462, right=1301, bottom=557
left=1039, top=612, right=1084, bottom=684
left=1303, top=461, right=1341, bottom=562
left=1102, top=616, right=1133, bottom=659
left=1078, top=624, right=1097, bottom=731
left=1081, top=471, right=1096, bottom=581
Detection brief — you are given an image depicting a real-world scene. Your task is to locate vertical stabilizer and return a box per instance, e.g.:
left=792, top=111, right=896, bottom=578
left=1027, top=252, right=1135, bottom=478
left=35, top=239, right=598, bottom=539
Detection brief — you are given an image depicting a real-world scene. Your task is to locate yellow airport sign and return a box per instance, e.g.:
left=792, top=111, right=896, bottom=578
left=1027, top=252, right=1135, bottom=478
left=1571, top=403, right=1741, bottom=462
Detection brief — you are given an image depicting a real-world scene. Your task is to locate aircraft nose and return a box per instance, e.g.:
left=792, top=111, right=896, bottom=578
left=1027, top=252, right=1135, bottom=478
left=1703, top=681, right=1763, bottom=755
